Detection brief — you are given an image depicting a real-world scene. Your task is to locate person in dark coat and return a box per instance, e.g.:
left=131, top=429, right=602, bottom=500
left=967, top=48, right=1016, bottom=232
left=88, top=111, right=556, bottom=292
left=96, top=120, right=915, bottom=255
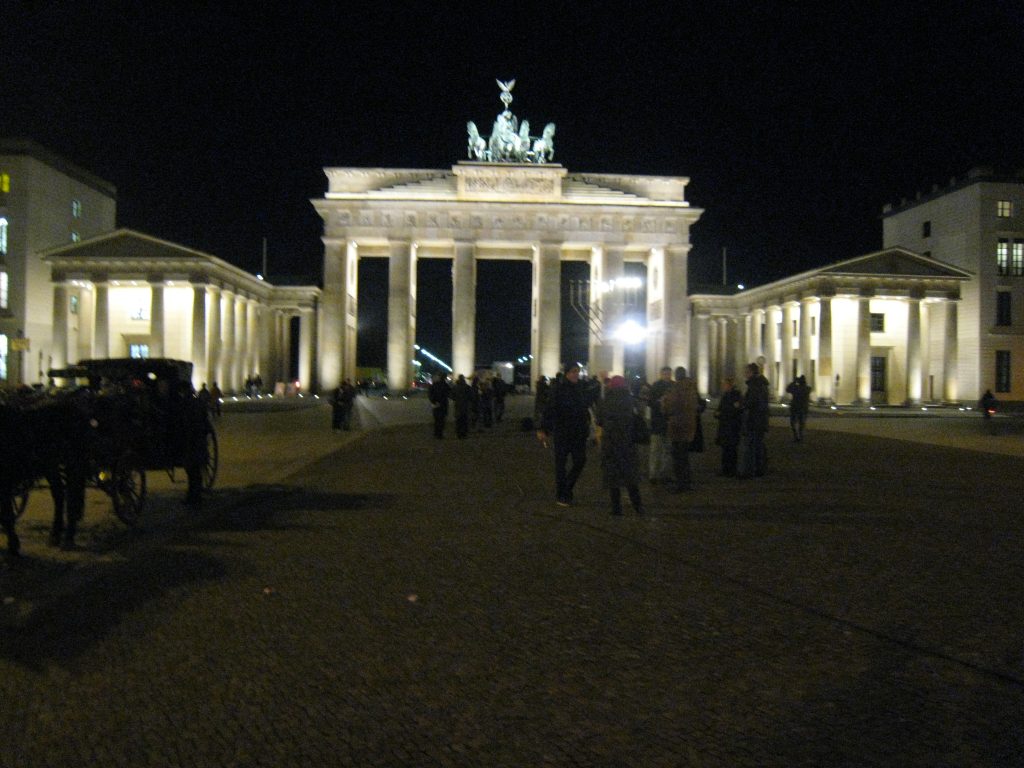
left=479, top=377, right=494, bottom=429
left=538, top=363, right=599, bottom=506
left=338, top=379, right=357, bottom=430
left=428, top=372, right=451, bottom=439
left=451, top=375, right=473, bottom=439
left=331, top=384, right=346, bottom=430
left=492, top=376, right=508, bottom=423
left=739, top=362, right=770, bottom=478
left=714, top=376, right=743, bottom=476
left=661, top=366, right=700, bottom=493
left=645, top=366, right=674, bottom=483
left=785, top=374, right=811, bottom=442
left=595, top=375, right=643, bottom=515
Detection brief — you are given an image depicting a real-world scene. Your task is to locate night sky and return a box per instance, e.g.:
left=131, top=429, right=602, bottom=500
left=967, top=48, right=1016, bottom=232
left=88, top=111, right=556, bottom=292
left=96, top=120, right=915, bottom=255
left=4, top=3, right=1023, bottom=368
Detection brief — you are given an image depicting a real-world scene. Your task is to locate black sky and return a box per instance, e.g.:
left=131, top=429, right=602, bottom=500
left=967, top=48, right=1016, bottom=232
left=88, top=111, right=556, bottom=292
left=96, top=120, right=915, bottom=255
left=3, top=2, right=1023, bottom=368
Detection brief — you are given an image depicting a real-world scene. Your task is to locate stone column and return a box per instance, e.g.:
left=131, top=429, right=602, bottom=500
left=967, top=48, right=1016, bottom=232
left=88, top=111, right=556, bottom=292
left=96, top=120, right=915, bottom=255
left=531, top=242, right=562, bottom=382
left=149, top=281, right=165, bottom=358
left=222, top=290, right=236, bottom=391
left=856, top=295, right=872, bottom=404
left=764, top=306, right=779, bottom=399
left=664, top=245, right=690, bottom=370
left=51, top=283, right=69, bottom=369
left=781, top=302, right=795, bottom=387
left=318, top=238, right=352, bottom=391
left=905, top=296, right=922, bottom=405
left=281, top=313, right=293, bottom=382
left=191, top=283, right=208, bottom=388
left=817, top=295, right=834, bottom=403
left=799, top=297, right=813, bottom=379
left=298, top=307, right=314, bottom=391
left=589, top=246, right=625, bottom=375
left=452, top=241, right=477, bottom=378
left=208, top=285, right=222, bottom=389
left=694, top=312, right=710, bottom=394
left=943, top=299, right=958, bottom=403
left=734, top=315, right=748, bottom=380
left=236, top=298, right=249, bottom=384
left=94, top=282, right=110, bottom=358
left=387, top=240, right=416, bottom=393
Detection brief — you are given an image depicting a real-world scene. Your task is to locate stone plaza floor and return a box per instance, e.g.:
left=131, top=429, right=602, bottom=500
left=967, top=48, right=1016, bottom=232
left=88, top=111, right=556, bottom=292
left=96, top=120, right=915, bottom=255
left=1, top=395, right=1022, bottom=766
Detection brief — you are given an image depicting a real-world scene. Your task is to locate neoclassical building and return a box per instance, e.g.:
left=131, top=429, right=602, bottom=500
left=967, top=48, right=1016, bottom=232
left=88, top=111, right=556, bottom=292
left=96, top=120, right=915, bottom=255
left=41, top=230, right=319, bottom=391
left=314, top=164, right=703, bottom=392
left=689, top=249, right=970, bottom=405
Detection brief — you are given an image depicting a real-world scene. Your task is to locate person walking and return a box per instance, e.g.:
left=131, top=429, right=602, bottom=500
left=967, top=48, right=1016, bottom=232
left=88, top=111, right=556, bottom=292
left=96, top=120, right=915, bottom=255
left=714, top=376, right=743, bottom=476
left=452, top=374, right=473, bottom=439
left=661, top=366, right=700, bottom=493
left=645, top=366, right=674, bottom=484
left=339, top=379, right=357, bottom=430
left=428, top=372, right=451, bottom=439
left=209, top=382, right=223, bottom=418
left=538, top=363, right=599, bottom=506
left=595, top=375, right=643, bottom=516
left=739, top=362, right=770, bottom=478
left=330, top=383, right=346, bottom=430
left=785, top=374, right=811, bottom=442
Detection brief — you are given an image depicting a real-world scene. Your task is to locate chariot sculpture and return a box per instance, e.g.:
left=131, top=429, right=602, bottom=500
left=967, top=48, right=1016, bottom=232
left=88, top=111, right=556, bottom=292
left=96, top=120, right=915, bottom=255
left=466, top=79, right=556, bottom=164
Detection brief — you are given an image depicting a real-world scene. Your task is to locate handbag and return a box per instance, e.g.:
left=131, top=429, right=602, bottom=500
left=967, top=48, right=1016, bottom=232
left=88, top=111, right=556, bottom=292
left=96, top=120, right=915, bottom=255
left=632, top=411, right=651, bottom=445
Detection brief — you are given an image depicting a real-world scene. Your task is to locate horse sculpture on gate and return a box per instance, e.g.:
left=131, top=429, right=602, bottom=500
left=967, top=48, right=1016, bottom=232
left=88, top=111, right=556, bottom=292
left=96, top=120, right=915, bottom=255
left=466, top=79, right=557, bottom=164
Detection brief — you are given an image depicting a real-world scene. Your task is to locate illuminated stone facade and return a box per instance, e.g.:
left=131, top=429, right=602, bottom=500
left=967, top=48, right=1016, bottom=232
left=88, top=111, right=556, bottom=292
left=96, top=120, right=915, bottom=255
left=313, top=163, right=703, bottom=392
left=689, top=249, right=970, bottom=405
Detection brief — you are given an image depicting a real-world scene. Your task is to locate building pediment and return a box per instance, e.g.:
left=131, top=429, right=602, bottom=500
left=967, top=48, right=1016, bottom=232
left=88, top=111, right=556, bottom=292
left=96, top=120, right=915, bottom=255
left=820, top=248, right=972, bottom=279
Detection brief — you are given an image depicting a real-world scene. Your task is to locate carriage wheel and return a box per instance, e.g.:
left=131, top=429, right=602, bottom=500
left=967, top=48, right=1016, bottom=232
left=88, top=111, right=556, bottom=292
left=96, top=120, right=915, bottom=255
left=110, top=453, right=148, bottom=527
left=202, top=428, right=218, bottom=490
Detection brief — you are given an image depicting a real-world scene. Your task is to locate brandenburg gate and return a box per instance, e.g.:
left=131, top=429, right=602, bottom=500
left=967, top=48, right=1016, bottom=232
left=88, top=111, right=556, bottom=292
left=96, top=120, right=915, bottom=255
left=314, top=82, right=703, bottom=392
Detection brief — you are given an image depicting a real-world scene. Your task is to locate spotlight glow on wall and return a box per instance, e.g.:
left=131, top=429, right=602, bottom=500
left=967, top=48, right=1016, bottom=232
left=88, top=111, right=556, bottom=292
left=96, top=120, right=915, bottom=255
left=614, top=319, right=647, bottom=345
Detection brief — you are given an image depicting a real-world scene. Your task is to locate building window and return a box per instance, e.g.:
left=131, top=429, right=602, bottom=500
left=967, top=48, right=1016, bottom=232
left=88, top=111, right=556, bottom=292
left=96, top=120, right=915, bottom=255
left=995, top=351, right=1011, bottom=393
left=997, top=200, right=1013, bottom=217
left=870, top=356, right=887, bottom=392
left=1014, top=243, right=1024, bottom=276
left=129, top=343, right=150, bottom=359
left=71, top=199, right=82, bottom=218
left=69, top=295, right=79, bottom=315
left=997, top=292, right=1012, bottom=326
left=0, top=173, right=9, bottom=194
left=0, top=269, right=7, bottom=311
left=70, top=231, right=80, bottom=243
left=870, top=313, right=885, bottom=332
left=922, top=221, right=931, bottom=237
left=0, top=333, right=6, bottom=380
left=997, top=239, right=1009, bottom=275
left=0, top=217, right=7, bottom=255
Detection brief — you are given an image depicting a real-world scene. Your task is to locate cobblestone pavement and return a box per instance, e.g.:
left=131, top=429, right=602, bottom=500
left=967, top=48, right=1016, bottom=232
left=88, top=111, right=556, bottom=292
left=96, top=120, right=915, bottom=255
left=1, top=397, right=1022, bottom=766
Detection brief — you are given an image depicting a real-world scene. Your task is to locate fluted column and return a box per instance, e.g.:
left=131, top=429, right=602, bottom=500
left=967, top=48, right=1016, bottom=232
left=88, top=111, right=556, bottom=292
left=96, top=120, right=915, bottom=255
left=298, top=307, right=314, bottom=391
left=734, top=315, right=748, bottom=380
left=764, top=306, right=779, bottom=398
left=208, top=285, right=222, bottom=389
left=191, top=283, right=208, bottom=387
left=817, top=295, right=834, bottom=403
left=694, top=312, right=710, bottom=394
left=781, top=302, right=795, bottom=387
left=51, top=283, right=69, bottom=369
left=905, top=296, right=922, bottom=404
left=222, top=290, right=236, bottom=391
left=149, top=281, right=165, bottom=358
left=589, top=245, right=625, bottom=375
left=856, top=295, right=872, bottom=404
left=452, top=241, right=477, bottom=378
left=236, top=298, right=249, bottom=383
left=664, top=245, right=690, bottom=369
left=387, top=240, right=417, bottom=393
left=531, top=242, right=562, bottom=381
left=943, top=299, right=958, bottom=402
left=93, top=282, right=110, bottom=358
left=799, top=298, right=813, bottom=380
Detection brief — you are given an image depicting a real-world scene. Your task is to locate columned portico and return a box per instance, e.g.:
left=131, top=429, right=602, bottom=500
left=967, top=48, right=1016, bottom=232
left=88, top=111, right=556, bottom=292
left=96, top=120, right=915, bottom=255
left=314, top=163, right=702, bottom=393
left=689, top=249, right=970, bottom=405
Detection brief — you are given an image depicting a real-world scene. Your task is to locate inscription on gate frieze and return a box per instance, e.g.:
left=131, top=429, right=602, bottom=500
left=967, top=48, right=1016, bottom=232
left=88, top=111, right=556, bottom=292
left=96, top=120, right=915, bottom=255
left=463, top=174, right=557, bottom=196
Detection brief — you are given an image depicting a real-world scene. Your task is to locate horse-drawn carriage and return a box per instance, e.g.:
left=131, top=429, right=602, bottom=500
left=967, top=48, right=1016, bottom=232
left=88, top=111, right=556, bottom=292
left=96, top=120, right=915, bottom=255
left=1, top=358, right=217, bottom=554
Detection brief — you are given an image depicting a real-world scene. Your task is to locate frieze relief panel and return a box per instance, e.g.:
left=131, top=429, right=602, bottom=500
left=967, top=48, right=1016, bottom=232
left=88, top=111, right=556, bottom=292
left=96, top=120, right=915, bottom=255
left=332, top=207, right=685, bottom=238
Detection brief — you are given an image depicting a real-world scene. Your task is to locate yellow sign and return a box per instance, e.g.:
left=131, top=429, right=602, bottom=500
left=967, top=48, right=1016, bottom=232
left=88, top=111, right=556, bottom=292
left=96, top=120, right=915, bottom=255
left=9, top=337, right=30, bottom=351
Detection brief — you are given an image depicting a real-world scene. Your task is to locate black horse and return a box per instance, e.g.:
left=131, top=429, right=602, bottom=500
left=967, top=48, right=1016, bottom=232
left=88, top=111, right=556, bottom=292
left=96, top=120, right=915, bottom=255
left=0, top=389, right=97, bottom=555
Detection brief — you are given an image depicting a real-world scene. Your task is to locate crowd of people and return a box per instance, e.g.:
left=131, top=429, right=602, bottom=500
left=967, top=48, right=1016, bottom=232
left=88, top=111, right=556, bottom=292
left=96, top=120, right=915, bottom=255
left=427, top=372, right=511, bottom=439
left=530, top=362, right=810, bottom=517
